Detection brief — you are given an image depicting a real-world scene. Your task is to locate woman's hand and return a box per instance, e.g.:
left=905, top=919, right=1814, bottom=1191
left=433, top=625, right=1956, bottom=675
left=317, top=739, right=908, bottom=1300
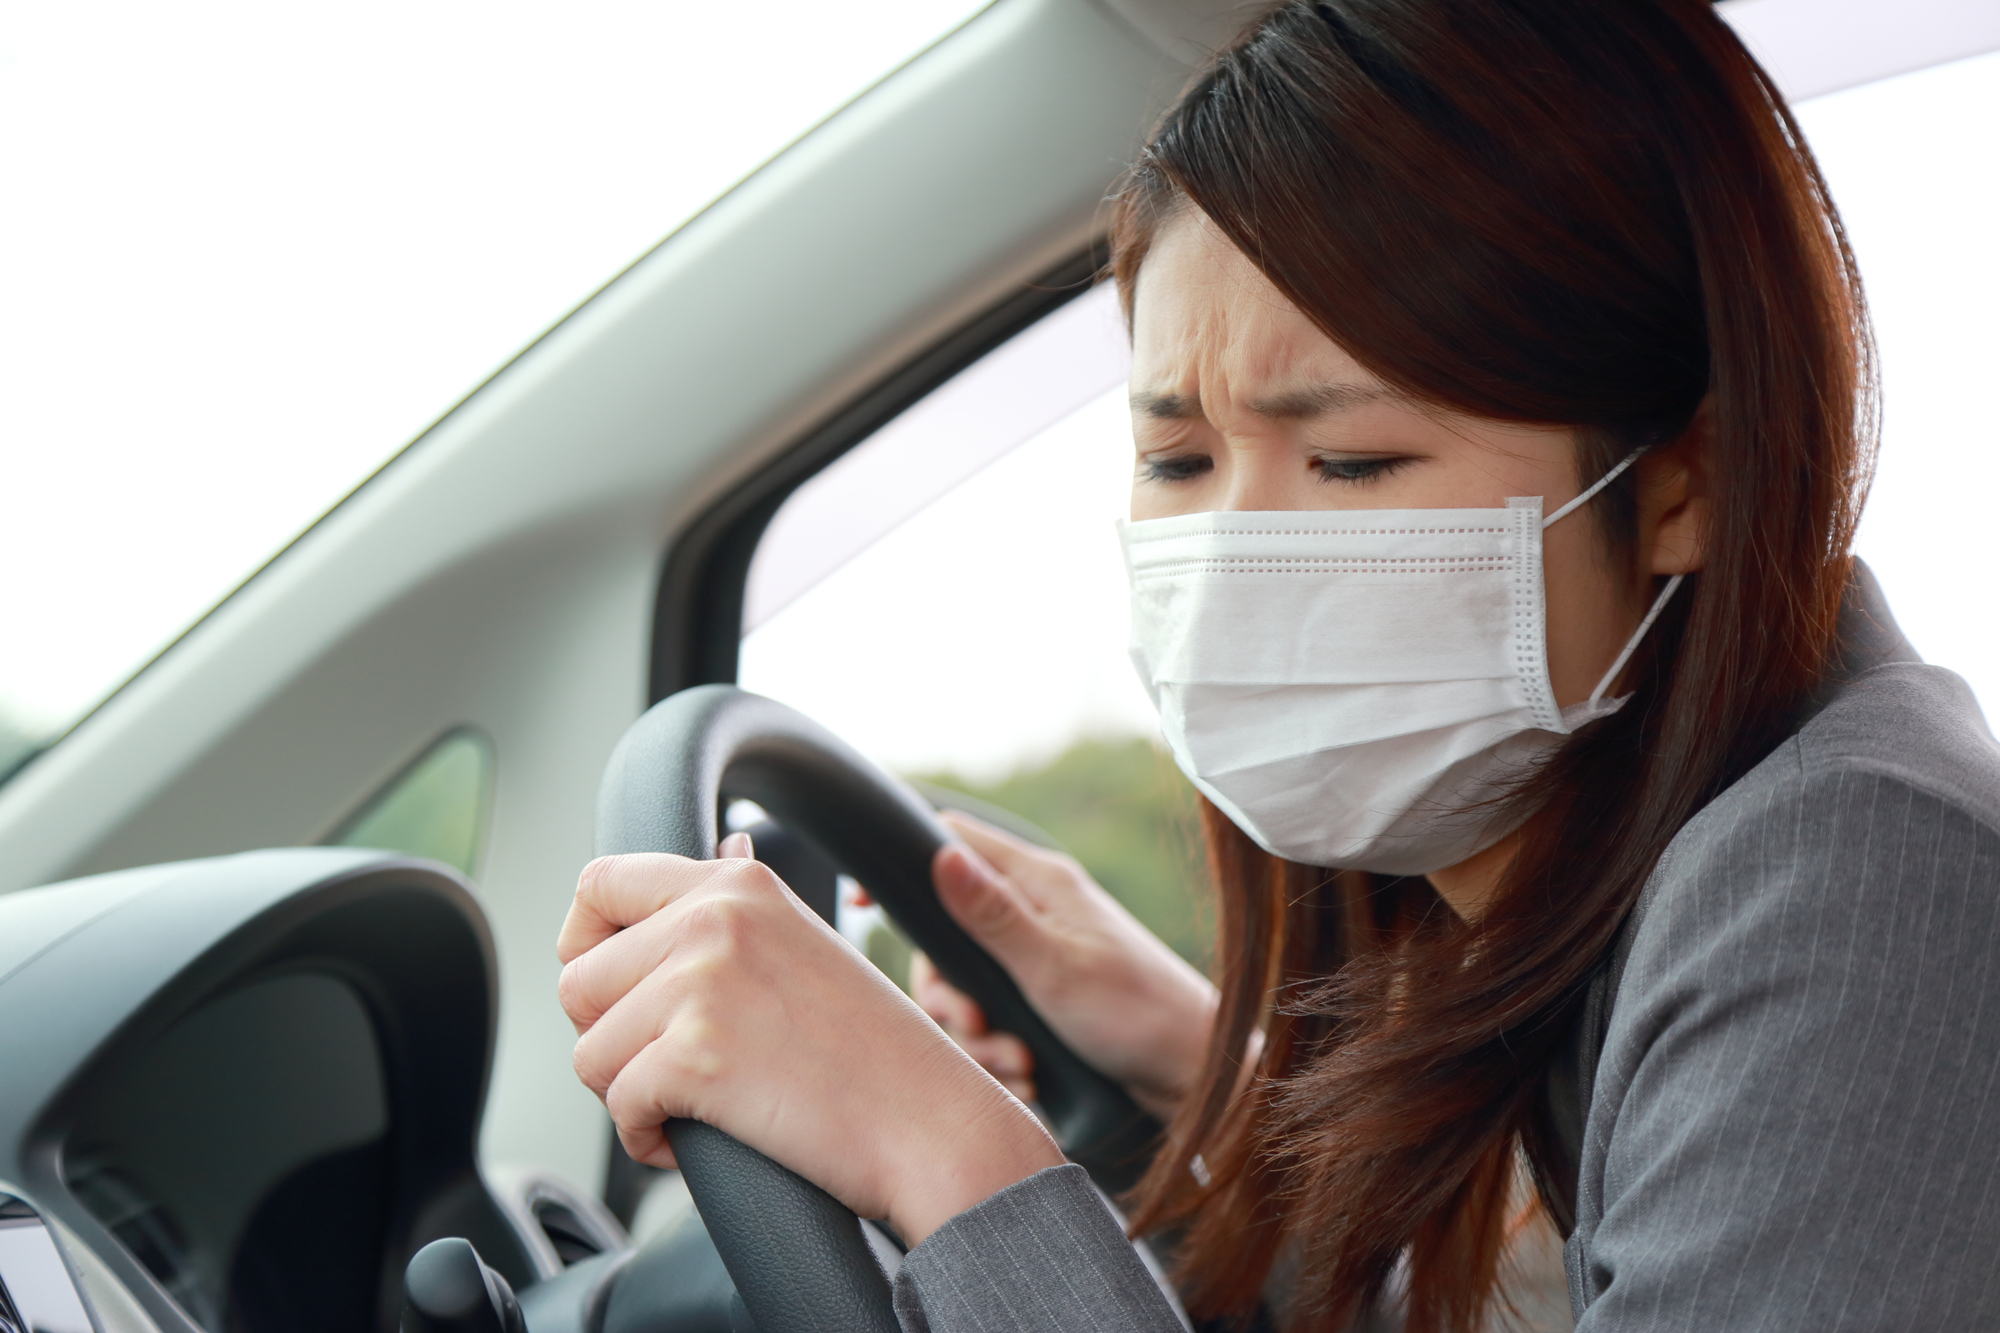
left=919, top=811, right=1218, bottom=1121
left=556, top=832, right=1062, bottom=1247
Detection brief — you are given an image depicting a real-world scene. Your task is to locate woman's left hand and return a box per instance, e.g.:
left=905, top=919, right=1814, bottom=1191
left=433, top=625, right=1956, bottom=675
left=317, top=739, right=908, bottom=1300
left=556, top=832, right=1063, bottom=1246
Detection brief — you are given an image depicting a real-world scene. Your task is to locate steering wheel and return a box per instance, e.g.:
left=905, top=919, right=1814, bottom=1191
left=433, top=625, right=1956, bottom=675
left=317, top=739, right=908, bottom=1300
left=594, top=685, right=1162, bottom=1331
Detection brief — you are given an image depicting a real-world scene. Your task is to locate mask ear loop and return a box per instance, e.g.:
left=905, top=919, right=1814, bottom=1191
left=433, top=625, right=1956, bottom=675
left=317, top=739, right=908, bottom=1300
left=1539, top=447, right=1685, bottom=706
left=1542, top=448, right=1646, bottom=529
left=1586, top=574, right=1685, bottom=706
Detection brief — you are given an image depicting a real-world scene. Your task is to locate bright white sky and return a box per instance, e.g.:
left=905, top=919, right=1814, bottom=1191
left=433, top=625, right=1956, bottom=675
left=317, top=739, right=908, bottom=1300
left=1816, top=52, right=2000, bottom=703
left=743, top=50, right=2000, bottom=781
left=740, top=385, right=1150, bottom=782
left=0, top=0, right=985, bottom=736
left=3, top=18, right=1997, bottom=785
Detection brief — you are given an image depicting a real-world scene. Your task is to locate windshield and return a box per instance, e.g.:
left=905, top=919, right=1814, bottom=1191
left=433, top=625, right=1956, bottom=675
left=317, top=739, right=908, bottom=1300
left=0, top=0, right=988, bottom=780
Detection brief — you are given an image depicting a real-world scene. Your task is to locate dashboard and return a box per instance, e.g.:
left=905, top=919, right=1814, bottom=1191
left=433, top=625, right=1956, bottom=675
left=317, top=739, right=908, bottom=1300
left=0, top=850, right=549, bottom=1333
left=63, top=972, right=391, bottom=1333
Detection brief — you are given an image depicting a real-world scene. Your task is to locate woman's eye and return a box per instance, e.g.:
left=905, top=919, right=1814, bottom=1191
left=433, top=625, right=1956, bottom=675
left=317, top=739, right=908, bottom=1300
left=1312, top=455, right=1409, bottom=485
left=1138, top=453, right=1213, bottom=483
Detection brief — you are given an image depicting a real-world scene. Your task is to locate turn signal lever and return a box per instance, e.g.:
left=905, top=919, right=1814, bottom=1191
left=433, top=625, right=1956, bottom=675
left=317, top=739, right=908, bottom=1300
left=402, top=1238, right=526, bottom=1333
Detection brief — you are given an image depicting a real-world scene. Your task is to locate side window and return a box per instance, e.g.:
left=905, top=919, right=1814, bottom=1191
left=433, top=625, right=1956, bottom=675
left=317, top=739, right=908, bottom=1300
left=737, top=285, right=1211, bottom=968
left=1800, top=51, right=2000, bottom=717
left=327, top=730, right=495, bottom=878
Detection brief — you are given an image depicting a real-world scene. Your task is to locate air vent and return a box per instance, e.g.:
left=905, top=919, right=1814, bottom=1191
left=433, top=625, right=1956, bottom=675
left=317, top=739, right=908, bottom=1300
left=531, top=1199, right=605, bottom=1267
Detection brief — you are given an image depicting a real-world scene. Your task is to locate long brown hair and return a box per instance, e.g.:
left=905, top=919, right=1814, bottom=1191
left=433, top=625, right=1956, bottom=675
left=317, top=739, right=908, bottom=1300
left=1112, top=3, right=1873, bottom=1329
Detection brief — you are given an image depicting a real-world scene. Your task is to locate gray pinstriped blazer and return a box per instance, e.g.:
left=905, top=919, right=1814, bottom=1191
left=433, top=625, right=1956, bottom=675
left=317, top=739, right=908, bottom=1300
left=892, top=570, right=2000, bottom=1330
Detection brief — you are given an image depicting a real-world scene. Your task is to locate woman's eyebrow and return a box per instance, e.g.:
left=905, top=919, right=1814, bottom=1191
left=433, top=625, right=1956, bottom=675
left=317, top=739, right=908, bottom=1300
left=1249, top=383, right=1396, bottom=418
left=1128, top=383, right=1397, bottom=421
left=1130, top=390, right=1200, bottom=419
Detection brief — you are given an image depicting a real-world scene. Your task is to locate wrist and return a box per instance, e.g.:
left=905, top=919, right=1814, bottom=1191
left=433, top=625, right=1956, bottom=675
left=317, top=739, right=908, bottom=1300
left=886, top=1060, right=1064, bottom=1246
left=1122, top=977, right=1219, bottom=1121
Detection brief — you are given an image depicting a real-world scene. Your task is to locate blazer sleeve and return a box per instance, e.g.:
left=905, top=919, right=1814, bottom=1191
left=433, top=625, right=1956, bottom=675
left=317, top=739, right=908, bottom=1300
left=892, top=1164, right=1188, bottom=1332
left=1573, top=759, right=2000, bottom=1329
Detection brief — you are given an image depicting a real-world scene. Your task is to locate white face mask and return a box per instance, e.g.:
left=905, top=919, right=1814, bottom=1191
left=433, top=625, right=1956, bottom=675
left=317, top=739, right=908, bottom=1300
left=1120, top=452, right=1682, bottom=876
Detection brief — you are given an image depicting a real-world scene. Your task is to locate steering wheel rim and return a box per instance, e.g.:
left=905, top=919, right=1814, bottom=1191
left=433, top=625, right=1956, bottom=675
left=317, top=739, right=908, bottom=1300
left=595, top=684, right=1161, bottom=1329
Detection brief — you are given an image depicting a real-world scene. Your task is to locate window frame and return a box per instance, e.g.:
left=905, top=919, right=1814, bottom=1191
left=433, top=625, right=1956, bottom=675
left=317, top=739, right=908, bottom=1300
left=647, top=245, right=1107, bottom=701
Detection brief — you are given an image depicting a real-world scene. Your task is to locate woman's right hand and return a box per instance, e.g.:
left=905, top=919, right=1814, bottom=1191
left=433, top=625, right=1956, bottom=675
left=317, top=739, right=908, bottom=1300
left=914, top=810, right=1218, bottom=1122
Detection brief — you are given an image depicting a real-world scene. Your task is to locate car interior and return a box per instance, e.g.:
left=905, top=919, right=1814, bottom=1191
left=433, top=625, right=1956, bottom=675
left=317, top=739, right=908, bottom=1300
left=1, top=0, right=1995, bottom=1329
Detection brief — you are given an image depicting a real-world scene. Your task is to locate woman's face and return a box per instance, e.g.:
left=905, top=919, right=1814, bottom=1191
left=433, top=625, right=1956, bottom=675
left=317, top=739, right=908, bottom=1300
left=1126, top=210, right=1703, bottom=713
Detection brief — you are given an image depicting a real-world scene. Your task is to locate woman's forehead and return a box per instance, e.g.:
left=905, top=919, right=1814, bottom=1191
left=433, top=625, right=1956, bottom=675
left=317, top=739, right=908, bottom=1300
left=1130, top=234, right=1379, bottom=397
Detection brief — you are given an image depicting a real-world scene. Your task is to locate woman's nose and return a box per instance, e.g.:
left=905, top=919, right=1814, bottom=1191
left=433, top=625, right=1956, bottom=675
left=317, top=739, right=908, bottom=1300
left=1215, top=439, right=1303, bottom=512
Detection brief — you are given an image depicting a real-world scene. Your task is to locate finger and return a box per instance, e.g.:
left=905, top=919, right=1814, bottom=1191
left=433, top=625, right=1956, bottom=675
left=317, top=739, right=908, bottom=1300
left=557, top=853, right=706, bottom=963
left=569, top=865, right=799, bottom=1094
left=603, top=1032, right=705, bottom=1169
left=910, top=952, right=988, bottom=1037
left=931, top=840, right=1043, bottom=966
left=718, top=830, right=754, bottom=860
left=617, top=1122, right=678, bottom=1171
left=564, top=876, right=756, bottom=1032
left=909, top=955, right=1037, bottom=1100
left=961, top=1032, right=1036, bottom=1105
left=959, top=1032, right=1034, bottom=1082
left=571, top=962, right=683, bottom=1100
left=558, top=904, right=689, bottom=1034
left=561, top=854, right=799, bottom=1033
left=937, top=810, right=1060, bottom=880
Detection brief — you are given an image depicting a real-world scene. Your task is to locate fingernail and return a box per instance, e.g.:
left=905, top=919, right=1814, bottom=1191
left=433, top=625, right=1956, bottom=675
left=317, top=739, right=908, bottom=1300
left=934, top=845, right=965, bottom=889
left=939, top=843, right=982, bottom=886
left=718, top=831, right=754, bottom=860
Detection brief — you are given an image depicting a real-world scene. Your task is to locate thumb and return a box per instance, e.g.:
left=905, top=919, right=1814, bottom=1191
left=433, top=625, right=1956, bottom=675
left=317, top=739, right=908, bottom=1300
left=933, top=842, right=1039, bottom=962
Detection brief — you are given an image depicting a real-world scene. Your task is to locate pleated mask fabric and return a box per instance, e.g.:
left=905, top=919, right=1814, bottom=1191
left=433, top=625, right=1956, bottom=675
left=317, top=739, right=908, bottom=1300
left=1119, top=454, right=1678, bottom=875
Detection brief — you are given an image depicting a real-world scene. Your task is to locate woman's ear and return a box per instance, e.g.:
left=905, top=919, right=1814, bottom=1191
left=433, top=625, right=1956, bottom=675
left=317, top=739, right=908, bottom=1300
left=1638, top=405, right=1712, bottom=576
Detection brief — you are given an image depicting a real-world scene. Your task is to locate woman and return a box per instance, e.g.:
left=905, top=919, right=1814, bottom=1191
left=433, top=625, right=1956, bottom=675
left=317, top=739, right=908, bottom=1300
left=556, top=1, right=2000, bottom=1328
